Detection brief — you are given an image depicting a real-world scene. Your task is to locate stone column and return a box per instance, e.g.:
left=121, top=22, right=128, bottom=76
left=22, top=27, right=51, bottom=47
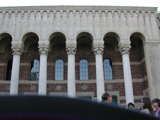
left=94, top=47, right=105, bottom=101
left=38, top=44, right=48, bottom=95
left=66, top=47, right=76, bottom=97
left=10, top=47, right=23, bottom=95
left=120, top=45, right=134, bottom=104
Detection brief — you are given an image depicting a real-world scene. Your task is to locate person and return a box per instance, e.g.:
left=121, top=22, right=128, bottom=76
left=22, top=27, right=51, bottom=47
left=140, top=97, right=154, bottom=114
left=152, top=98, right=160, bottom=117
left=101, top=92, right=112, bottom=103
left=127, top=102, right=135, bottom=110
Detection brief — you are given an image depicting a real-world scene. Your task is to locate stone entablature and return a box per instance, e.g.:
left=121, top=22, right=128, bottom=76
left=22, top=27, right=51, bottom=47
left=0, top=6, right=159, bottom=43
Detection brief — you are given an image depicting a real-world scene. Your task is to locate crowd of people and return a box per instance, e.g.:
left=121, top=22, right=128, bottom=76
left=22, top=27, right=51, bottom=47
left=101, top=92, right=160, bottom=117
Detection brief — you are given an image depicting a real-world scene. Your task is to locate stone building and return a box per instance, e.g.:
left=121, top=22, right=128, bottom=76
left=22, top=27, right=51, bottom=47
left=0, top=6, right=160, bottom=106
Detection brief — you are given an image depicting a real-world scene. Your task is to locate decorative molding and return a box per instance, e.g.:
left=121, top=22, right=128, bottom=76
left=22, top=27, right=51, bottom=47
left=93, top=47, right=104, bottom=55
left=66, top=47, right=76, bottom=55
left=119, top=44, right=131, bottom=55
left=38, top=41, right=49, bottom=55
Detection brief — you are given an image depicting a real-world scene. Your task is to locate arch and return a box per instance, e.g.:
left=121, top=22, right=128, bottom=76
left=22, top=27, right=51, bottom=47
left=48, top=31, right=68, bottom=42
left=0, top=33, right=12, bottom=52
left=22, top=32, right=39, bottom=52
left=55, top=59, right=64, bottom=80
left=102, top=31, right=121, bottom=42
left=0, top=33, right=13, bottom=41
left=130, top=32, right=146, bottom=45
left=76, top=31, right=94, bottom=41
left=103, top=32, right=120, bottom=50
left=22, top=32, right=39, bottom=43
left=80, top=59, right=88, bottom=80
left=76, top=32, right=93, bottom=48
left=49, top=32, right=66, bottom=51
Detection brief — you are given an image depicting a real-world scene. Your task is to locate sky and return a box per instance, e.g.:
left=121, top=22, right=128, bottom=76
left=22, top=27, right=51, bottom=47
left=0, top=0, right=160, bottom=12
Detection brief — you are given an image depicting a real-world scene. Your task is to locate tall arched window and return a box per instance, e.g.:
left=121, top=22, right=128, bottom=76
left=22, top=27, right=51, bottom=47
left=30, top=59, right=39, bottom=80
left=80, top=59, right=88, bottom=80
left=104, top=59, right=113, bottom=80
left=55, top=59, right=64, bottom=80
left=6, top=59, right=12, bottom=80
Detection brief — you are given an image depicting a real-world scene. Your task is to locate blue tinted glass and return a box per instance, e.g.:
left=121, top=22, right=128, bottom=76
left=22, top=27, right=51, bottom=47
left=55, top=59, right=64, bottom=80
left=80, top=59, right=88, bottom=80
left=104, top=59, right=113, bottom=80
left=31, top=59, right=39, bottom=80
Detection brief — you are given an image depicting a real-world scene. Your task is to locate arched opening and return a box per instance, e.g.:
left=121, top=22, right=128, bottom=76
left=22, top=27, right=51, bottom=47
left=130, top=33, right=147, bottom=97
left=48, top=32, right=67, bottom=81
left=0, top=33, right=12, bottom=81
left=103, top=32, right=120, bottom=80
left=76, top=32, right=94, bottom=80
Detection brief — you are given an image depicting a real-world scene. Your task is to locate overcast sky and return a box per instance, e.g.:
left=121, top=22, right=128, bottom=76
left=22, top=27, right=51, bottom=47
left=0, top=0, right=159, bottom=11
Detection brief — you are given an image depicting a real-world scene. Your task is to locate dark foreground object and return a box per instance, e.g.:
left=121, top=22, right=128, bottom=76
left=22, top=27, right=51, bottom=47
left=0, top=95, right=159, bottom=120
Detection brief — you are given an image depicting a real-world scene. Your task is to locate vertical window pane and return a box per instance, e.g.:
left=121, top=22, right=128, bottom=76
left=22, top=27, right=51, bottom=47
left=55, top=59, right=64, bottom=80
left=6, top=59, right=12, bottom=80
left=31, top=59, right=39, bottom=80
left=80, top=59, right=88, bottom=80
left=104, top=59, right=113, bottom=80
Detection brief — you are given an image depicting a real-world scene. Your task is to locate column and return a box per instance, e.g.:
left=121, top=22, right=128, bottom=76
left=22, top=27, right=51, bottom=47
left=94, top=47, right=105, bottom=101
left=66, top=47, right=76, bottom=97
left=120, top=46, right=134, bottom=104
left=10, top=47, right=23, bottom=95
left=38, top=46, right=48, bottom=95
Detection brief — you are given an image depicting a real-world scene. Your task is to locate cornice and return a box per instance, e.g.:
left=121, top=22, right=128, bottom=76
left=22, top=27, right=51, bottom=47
left=0, top=6, right=158, bottom=17
left=0, top=6, right=157, bottom=12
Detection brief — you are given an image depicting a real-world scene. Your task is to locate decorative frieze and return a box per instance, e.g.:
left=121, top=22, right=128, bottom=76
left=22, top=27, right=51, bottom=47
left=0, top=6, right=157, bottom=29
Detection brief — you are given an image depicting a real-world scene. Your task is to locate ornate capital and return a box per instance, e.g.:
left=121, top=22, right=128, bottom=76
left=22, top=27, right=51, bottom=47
left=12, top=47, right=23, bottom=56
left=39, top=47, right=48, bottom=55
left=11, top=41, right=24, bottom=56
left=93, top=47, right=104, bottom=55
left=66, top=47, right=76, bottom=55
left=119, top=46, right=131, bottom=55
left=38, top=41, right=49, bottom=55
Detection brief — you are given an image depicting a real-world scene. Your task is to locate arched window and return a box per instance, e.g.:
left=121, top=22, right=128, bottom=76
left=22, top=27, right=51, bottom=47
left=104, top=59, right=113, bottom=80
left=55, top=59, right=64, bottom=80
left=6, top=59, right=12, bottom=80
left=80, top=59, right=88, bottom=80
left=30, top=59, right=39, bottom=80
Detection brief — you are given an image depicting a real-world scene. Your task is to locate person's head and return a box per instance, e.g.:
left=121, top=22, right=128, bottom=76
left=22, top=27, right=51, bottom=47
left=127, top=102, right=135, bottom=109
left=141, top=97, right=154, bottom=113
left=101, top=92, right=112, bottom=103
left=152, top=98, right=160, bottom=110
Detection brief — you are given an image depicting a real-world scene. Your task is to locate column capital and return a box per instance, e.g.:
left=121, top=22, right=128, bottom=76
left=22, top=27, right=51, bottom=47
left=11, top=41, right=24, bottom=56
left=38, top=41, right=49, bottom=55
left=66, top=47, right=76, bottom=55
left=93, top=47, right=104, bottom=55
left=119, top=44, right=131, bottom=55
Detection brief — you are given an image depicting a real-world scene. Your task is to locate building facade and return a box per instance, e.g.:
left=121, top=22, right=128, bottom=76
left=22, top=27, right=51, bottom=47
left=0, top=6, right=160, bottom=106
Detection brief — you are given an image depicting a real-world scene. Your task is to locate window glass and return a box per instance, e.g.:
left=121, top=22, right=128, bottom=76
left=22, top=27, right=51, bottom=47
left=80, top=59, right=88, bottom=80
left=104, top=59, right=113, bottom=80
left=31, top=59, right=39, bottom=80
left=112, top=96, right=118, bottom=104
left=55, top=59, right=64, bottom=80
